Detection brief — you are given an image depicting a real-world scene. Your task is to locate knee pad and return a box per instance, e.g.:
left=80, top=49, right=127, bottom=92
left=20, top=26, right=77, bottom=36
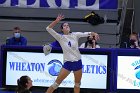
left=74, top=82, right=81, bottom=87
left=51, top=82, right=59, bottom=89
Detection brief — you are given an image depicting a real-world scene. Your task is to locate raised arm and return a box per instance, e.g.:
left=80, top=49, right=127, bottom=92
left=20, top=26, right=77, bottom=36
left=46, top=14, right=64, bottom=41
left=75, top=32, right=100, bottom=41
left=48, top=14, right=64, bottom=28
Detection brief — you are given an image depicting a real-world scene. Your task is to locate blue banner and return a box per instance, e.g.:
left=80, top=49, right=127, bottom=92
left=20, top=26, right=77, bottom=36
left=0, top=0, right=118, bottom=10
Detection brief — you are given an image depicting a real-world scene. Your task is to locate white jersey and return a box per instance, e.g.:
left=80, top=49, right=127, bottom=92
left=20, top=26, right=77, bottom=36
left=46, top=27, right=91, bottom=62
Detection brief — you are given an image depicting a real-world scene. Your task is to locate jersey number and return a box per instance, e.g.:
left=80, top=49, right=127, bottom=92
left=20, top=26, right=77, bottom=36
left=68, top=41, right=71, bottom=47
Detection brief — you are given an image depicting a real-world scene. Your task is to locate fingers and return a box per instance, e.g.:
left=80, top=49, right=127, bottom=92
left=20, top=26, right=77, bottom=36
left=91, top=32, right=100, bottom=41
left=58, top=14, right=64, bottom=19
left=56, top=14, right=65, bottom=21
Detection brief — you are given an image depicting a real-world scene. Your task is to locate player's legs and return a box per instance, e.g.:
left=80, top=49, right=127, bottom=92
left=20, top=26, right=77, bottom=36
left=45, top=67, right=70, bottom=93
left=73, top=69, right=82, bottom=93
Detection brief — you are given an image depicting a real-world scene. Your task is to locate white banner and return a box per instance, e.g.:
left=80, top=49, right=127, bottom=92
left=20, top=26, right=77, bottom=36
left=0, top=0, right=117, bottom=10
left=6, top=51, right=107, bottom=89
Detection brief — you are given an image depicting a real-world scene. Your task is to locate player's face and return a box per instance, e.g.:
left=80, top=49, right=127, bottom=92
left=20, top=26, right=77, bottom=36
left=62, top=23, right=70, bottom=34
left=26, top=77, right=33, bottom=89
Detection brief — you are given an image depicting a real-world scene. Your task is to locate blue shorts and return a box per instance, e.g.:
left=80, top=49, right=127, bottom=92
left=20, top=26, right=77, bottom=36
left=63, top=60, right=82, bottom=71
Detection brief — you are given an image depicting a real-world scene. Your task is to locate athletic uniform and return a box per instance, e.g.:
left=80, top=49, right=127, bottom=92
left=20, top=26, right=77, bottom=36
left=46, top=27, right=91, bottom=71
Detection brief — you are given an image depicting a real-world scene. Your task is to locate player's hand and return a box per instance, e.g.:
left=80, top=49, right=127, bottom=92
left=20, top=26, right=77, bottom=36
left=91, top=32, right=100, bottom=41
left=56, top=14, right=64, bottom=22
